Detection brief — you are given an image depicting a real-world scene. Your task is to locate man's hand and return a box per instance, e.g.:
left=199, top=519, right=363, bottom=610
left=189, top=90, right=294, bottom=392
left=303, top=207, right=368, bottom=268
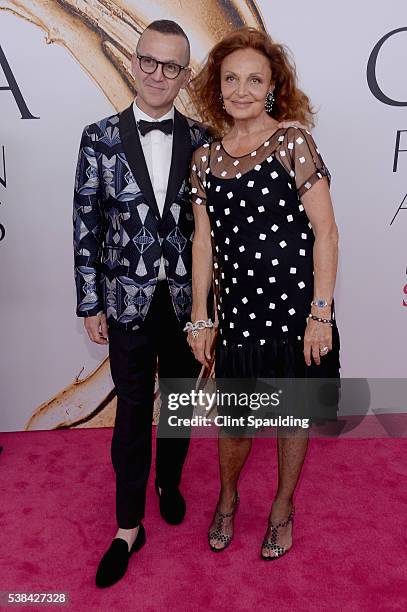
left=277, top=120, right=309, bottom=130
left=84, top=313, right=109, bottom=345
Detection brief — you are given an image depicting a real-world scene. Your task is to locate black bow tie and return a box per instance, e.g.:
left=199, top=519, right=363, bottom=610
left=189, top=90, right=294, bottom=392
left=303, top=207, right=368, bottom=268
left=137, top=118, right=173, bottom=136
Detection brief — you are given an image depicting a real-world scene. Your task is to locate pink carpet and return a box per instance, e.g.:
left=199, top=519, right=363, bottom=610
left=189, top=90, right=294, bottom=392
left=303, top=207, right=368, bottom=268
left=1, top=428, right=406, bottom=611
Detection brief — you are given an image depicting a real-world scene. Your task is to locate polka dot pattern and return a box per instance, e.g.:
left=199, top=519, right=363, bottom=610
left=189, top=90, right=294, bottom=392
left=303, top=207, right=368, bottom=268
left=190, top=127, right=331, bottom=346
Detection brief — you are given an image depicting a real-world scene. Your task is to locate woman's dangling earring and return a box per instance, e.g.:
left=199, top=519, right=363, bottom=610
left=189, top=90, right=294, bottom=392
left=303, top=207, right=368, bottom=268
left=265, top=90, right=275, bottom=114
left=219, top=92, right=226, bottom=110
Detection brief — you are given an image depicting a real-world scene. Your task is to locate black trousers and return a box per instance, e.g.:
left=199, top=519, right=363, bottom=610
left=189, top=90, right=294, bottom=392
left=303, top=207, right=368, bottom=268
left=108, top=281, right=201, bottom=528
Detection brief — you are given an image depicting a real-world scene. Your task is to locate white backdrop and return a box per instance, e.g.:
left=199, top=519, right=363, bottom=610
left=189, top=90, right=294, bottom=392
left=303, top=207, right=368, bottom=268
left=0, top=0, right=406, bottom=431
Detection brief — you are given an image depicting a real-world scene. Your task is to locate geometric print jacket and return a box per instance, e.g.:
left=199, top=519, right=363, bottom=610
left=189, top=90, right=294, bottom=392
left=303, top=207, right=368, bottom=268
left=73, top=104, right=209, bottom=331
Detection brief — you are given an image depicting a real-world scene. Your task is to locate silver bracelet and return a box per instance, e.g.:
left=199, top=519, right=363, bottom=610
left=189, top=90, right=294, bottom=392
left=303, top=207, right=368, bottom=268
left=307, top=313, right=333, bottom=326
left=183, top=319, right=214, bottom=338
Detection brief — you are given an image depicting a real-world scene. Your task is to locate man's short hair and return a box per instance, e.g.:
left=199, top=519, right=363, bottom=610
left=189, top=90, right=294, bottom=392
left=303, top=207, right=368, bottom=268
left=141, top=19, right=190, bottom=64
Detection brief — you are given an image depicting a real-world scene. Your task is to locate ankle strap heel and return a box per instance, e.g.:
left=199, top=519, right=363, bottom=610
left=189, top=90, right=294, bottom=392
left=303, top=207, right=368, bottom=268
left=261, top=504, right=295, bottom=561
left=208, top=494, right=240, bottom=552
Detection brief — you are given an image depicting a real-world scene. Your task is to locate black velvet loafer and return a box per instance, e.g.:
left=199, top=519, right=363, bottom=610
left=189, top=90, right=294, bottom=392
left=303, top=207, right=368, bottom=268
left=95, top=523, right=146, bottom=588
left=155, top=479, right=186, bottom=525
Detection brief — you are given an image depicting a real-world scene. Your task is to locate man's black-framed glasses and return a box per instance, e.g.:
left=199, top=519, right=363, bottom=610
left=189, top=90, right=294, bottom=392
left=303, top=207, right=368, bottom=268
left=137, top=54, right=188, bottom=79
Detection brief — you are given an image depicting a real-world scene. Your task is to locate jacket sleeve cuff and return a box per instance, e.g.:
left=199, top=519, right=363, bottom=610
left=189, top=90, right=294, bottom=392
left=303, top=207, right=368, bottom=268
left=76, top=307, right=104, bottom=318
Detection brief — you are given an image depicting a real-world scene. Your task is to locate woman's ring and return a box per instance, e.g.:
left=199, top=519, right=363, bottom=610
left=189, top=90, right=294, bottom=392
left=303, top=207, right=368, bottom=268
left=320, top=346, right=329, bottom=354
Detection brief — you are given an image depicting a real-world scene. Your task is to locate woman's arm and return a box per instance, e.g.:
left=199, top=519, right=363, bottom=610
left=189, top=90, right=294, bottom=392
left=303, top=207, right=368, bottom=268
left=301, top=178, right=339, bottom=366
left=191, top=203, right=213, bottom=322
left=189, top=202, right=215, bottom=367
left=188, top=145, right=216, bottom=367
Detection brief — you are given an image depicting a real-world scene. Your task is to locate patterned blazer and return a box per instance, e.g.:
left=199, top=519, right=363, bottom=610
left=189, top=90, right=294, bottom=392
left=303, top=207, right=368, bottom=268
left=73, top=104, right=209, bottom=331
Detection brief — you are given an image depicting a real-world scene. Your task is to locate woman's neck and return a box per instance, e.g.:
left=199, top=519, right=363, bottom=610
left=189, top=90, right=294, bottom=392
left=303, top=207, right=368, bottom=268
left=226, top=113, right=279, bottom=141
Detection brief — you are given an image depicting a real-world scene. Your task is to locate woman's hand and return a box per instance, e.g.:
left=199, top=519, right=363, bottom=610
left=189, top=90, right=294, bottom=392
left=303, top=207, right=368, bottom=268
left=303, top=319, right=332, bottom=366
left=187, top=327, right=216, bottom=368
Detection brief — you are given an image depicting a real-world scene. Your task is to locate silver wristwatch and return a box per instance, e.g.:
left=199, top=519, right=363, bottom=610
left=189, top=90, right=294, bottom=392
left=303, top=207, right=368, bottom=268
left=310, top=298, right=331, bottom=309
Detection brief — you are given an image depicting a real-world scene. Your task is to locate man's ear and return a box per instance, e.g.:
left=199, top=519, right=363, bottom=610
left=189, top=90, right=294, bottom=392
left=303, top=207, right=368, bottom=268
left=130, top=53, right=137, bottom=77
left=181, top=67, right=192, bottom=90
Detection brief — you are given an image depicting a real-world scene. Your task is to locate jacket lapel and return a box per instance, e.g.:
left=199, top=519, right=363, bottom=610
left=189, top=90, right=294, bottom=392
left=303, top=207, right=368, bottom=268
left=162, top=109, right=191, bottom=220
left=118, top=104, right=161, bottom=220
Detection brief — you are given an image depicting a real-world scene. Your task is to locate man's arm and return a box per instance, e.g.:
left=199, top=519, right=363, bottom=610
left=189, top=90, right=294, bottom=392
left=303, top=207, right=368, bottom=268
left=73, top=125, right=108, bottom=344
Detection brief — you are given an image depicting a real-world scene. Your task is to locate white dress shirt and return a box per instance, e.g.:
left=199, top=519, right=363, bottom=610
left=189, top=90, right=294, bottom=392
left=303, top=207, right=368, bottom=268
left=133, top=99, right=174, bottom=281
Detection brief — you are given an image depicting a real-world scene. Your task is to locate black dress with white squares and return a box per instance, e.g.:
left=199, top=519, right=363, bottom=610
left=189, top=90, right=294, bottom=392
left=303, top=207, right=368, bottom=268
left=191, top=127, right=340, bottom=385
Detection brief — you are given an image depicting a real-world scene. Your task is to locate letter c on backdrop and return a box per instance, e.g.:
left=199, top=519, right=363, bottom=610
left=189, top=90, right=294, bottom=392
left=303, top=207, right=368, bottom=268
left=367, top=27, right=407, bottom=106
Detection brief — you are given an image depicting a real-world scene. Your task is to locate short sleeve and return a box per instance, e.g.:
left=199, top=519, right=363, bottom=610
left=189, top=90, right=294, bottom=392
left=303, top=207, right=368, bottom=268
left=277, top=128, right=331, bottom=198
left=190, top=144, right=211, bottom=206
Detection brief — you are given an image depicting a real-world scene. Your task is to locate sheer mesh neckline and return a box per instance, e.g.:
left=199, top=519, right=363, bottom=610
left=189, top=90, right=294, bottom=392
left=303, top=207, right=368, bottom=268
left=191, top=126, right=331, bottom=198
left=207, top=127, right=295, bottom=182
left=220, top=128, right=284, bottom=159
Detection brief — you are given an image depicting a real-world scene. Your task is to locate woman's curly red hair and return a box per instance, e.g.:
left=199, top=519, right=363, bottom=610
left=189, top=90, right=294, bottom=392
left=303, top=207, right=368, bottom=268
left=188, top=27, right=315, bottom=137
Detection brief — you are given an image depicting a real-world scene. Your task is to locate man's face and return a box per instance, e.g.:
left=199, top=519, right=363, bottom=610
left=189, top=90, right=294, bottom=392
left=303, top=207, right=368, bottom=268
left=131, top=29, right=190, bottom=115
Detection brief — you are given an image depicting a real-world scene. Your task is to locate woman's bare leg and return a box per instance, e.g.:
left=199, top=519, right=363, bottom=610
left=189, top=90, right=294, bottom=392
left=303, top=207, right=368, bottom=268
left=209, top=432, right=252, bottom=549
left=262, top=426, right=309, bottom=558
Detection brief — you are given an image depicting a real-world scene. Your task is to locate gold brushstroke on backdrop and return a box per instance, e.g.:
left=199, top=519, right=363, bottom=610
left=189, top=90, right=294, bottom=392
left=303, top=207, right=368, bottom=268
left=0, top=0, right=265, bottom=428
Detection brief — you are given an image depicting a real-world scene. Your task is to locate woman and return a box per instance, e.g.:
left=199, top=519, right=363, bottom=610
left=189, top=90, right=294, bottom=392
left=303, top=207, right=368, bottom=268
left=187, top=27, right=340, bottom=560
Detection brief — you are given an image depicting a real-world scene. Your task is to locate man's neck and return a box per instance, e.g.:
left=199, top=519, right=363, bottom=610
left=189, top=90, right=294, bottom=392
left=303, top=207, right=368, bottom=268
left=135, top=97, right=174, bottom=120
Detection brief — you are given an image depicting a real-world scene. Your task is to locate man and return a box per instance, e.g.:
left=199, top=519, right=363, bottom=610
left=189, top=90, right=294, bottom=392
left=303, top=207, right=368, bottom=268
left=73, top=20, right=208, bottom=588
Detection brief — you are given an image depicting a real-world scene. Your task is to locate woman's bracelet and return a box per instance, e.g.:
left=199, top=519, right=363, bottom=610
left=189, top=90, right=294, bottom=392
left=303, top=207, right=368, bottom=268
left=307, top=313, right=333, bottom=326
left=183, top=318, right=214, bottom=337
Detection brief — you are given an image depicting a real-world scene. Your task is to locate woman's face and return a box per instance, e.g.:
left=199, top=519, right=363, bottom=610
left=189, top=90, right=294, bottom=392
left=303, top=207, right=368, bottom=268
left=220, top=47, right=273, bottom=121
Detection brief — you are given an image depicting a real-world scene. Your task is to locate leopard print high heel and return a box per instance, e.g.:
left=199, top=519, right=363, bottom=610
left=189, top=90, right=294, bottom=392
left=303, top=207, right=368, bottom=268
left=261, top=504, right=295, bottom=560
left=208, top=494, right=240, bottom=552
